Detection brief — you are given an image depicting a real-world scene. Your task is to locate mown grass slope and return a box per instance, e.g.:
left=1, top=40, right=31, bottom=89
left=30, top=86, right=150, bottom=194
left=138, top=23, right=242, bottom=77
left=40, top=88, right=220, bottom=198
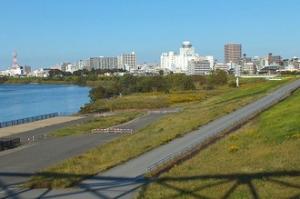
left=139, top=89, right=300, bottom=199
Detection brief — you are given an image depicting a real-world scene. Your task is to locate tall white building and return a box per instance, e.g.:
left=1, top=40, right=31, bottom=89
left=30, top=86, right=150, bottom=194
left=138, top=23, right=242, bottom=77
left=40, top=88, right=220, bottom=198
left=160, top=41, right=214, bottom=75
left=118, top=52, right=137, bottom=71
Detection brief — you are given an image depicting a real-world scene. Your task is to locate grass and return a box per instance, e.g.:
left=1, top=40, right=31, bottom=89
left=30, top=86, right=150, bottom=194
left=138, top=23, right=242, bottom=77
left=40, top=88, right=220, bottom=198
left=50, top=111, right=143, bottom=137
left=82, top=90, right=218, bottom=112
left=26, top=78, right=296, bottom=188
left=138, top=90, right=300, bottom=199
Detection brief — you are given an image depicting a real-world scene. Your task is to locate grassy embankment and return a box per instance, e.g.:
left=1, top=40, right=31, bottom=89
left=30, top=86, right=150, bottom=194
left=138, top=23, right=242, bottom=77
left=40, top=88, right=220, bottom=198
left=83, top=90, right=213, bottom=112
left=27, top=78, right=296, bottom=188
left=51, top=111, right=142, bottom=137
left=138, top=90, right=300, bottom=199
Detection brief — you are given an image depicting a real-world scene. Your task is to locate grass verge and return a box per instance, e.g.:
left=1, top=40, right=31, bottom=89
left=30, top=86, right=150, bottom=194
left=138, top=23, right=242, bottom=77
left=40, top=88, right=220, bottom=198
left=27, top=78, right=296, bottom=188
left=138, top=90, right=300, bottom=199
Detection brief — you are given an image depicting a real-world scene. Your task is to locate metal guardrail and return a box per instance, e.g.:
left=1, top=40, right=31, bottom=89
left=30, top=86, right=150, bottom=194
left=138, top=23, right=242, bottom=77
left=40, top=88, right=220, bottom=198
left=146, top=80, right=300, bottom=173
left=0, top=112, right=59, bottom=128
left=91, top=128, right=134, bottom=134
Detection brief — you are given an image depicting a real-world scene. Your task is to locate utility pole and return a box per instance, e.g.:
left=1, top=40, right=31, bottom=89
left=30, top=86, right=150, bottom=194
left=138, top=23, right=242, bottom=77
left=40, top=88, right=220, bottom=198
left=235, top=64, right=240, bottom=87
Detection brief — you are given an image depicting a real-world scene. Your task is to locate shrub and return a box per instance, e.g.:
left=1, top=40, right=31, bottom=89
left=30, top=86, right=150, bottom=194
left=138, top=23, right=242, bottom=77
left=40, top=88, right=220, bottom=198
left=228, top=144, right=239, bottom=153
left=210, top=69, right=228, bottom=85
left=228, top=80, right=237, bottom=87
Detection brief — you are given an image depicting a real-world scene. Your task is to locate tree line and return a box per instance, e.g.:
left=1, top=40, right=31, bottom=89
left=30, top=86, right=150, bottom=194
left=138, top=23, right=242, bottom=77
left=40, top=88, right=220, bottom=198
left=89, top=70, right=229, bottom=101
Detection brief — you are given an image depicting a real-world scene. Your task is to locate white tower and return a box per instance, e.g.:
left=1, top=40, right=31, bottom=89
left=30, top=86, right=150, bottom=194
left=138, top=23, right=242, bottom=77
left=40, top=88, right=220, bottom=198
left=11, top=51, right=19, bottom=69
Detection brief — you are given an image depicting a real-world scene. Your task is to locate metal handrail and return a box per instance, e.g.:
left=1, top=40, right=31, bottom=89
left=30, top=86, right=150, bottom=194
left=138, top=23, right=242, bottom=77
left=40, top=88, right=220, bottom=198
left=0, top=112, right=59, bottom=128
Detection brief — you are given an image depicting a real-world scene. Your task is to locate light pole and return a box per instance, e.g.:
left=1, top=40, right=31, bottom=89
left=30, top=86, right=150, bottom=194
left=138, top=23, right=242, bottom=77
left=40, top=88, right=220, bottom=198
left=235, top=64, right=241, bottom=87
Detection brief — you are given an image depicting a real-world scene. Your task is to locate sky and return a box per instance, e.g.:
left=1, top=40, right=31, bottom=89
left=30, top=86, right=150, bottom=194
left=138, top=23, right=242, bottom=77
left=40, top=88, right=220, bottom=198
left=0, top=0, right=300, bottom=69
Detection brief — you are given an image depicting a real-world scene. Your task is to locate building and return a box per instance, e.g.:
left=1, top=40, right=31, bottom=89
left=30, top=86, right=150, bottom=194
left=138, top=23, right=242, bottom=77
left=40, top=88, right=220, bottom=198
left=65, top=63, right=78, bottom=73
left=160, top=41, right=214, bottom=75
left=160, top=51, right=178, bottom=72
left=268, top=53, right=282, bottom=65
left=188, top=59, right=211, bottom=75
left=88, top=56, right=118, bottom=70
left=224, top=43, right=242, bottom=64
left=23, top=66, right=31, bottom=75
left=78, top=59, right=91, bottom=71
left=29, top=68, right=50, bottom=77
left=241, top=62, right=256, bottom=74
left=98, top=57, right=118, bottom=70
left=118, top=52, right=136, bottom=71
left=2, top=51, right=25, bottom=76
left=160, top=41, right=200, bottom=73
left=214, top=63, right=228, bottom=71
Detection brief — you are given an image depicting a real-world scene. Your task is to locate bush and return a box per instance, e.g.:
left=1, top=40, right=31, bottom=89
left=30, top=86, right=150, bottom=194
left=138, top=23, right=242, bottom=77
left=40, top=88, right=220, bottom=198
left=89, top=85, right=119, bottom=102
left=210, top=69, right=228, bottom=85
left=0, top=76, right=8, bottom=83
left=228, top=80, right=237, bottom=87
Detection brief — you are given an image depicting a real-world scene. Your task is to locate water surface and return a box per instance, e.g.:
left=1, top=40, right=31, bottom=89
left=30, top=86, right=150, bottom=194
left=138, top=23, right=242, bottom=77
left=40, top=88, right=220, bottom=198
left=0, top=84, right=90, bottom=122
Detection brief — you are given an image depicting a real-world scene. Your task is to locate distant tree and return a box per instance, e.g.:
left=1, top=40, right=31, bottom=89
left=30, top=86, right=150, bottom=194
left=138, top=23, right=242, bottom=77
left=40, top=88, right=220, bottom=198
left=89, top=86, right=110, bottom=101
left=0, top=76, right=8, bottom=83
left=118, top=74, right=138, bottom=94
left=159, top=70, right=164, bottom=76
left=166, top=74, right=195, bottom=90
left=76, top=76, right=87, bottom=86
left=191, top=75, right=207, bottom=85
left=210, top=69, right=228, bottom=85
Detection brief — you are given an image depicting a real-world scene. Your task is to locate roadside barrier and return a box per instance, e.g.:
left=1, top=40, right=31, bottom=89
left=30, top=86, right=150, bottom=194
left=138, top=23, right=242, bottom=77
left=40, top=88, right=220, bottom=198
left=91, top=128, right=134, bottom=134
left=0, top=113, right=59, bottom=128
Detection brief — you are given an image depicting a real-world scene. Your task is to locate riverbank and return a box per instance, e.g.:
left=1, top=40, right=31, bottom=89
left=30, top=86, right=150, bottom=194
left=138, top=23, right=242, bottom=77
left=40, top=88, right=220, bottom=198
left=0, top=76, right=102, bottom=87
left=0, top=116, right=83, bottom=138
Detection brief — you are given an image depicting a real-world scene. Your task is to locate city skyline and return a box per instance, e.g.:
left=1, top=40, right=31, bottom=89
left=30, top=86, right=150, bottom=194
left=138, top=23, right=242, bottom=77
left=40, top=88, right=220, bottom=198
left=1, top=0, right=300, bottom=69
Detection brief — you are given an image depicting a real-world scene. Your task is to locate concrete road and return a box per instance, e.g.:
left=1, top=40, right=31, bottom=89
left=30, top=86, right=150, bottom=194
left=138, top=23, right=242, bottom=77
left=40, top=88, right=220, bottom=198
left=1, top=80, right=300, bottom=199
left=0, top=110, right=171, bottom=193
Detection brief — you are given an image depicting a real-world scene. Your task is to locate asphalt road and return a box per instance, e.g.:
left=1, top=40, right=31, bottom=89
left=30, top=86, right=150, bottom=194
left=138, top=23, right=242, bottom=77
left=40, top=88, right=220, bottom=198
left=0, top=110, right=171, bottom=194
left=1, top=80, right=300, bottom=199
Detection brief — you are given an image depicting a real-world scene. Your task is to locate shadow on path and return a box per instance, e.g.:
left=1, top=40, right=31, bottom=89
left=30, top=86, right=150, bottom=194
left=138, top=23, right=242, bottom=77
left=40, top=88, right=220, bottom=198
left=0, top=170, right=299, bottom=198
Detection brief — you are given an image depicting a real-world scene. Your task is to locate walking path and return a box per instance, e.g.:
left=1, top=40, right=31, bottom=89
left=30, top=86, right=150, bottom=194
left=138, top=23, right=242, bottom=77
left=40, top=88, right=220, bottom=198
left=0, top=116, right=83, bottom=138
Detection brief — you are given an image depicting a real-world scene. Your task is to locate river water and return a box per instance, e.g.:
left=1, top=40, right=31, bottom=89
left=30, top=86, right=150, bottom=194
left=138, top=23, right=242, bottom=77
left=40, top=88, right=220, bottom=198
left=0, top=84, right=90, bottom=122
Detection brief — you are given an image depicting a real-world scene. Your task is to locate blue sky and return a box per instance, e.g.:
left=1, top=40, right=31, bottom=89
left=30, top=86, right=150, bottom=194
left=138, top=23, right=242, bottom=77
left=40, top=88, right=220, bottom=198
left=0, top=0, right=299, bottom=69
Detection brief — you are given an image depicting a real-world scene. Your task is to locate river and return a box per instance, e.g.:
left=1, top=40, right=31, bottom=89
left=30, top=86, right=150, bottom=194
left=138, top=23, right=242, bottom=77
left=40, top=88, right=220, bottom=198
left=0, top=84, right=90, bottom=122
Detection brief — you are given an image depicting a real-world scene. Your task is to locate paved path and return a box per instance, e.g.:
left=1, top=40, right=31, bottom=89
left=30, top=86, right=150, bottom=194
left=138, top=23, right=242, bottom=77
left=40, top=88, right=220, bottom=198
left=1, top=80, right=300, bottom=199
left=0, top=110, right=172, bottom=196
left=0, top=116, right=84, bottom=139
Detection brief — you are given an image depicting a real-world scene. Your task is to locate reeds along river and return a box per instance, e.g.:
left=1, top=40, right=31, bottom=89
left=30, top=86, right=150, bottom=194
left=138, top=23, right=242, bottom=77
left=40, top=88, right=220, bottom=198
left=0, top=84, right=90, bottom=122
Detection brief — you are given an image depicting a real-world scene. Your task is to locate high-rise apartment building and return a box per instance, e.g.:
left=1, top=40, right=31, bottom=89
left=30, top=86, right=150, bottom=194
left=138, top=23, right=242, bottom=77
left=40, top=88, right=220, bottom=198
left=89, top=57, right=118, bottom=70
left=118, top=52, right=137, bottom=71
left=224, top=43, right=242, bottom=64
